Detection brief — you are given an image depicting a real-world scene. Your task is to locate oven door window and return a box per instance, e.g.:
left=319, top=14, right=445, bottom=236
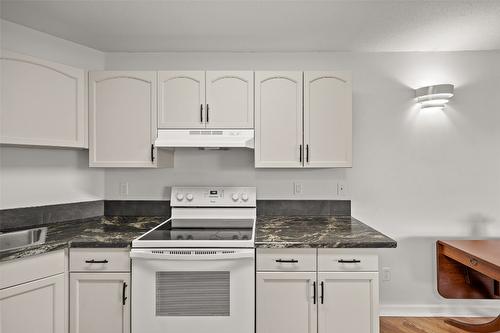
left=156, top=271, right=230, bottom=316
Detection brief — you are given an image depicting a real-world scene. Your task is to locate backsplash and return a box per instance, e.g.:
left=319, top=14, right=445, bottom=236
left=0, top=200, right=104, bottom=231
left=0, top=200, right=351, bottom=231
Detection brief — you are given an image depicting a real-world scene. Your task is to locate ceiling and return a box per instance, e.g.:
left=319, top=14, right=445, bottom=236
left=1, top=0, right=500, bottom=53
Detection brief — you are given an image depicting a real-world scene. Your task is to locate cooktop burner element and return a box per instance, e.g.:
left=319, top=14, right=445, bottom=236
left=132, top=186, right=256, bottom=248
left=136, top=221, right=253, bottom=241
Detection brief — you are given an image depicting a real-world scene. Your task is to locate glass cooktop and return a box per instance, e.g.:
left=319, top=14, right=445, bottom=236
left=137, top=220, right=254, bottom=241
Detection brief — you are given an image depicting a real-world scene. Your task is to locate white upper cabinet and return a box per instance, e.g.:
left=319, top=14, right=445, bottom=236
left=158, top=71, right=205, bottom=128
left=255, top=71, right=352, bottom=168
left=0, top=50, right=86, bottom=148
left=158, top=71, right=253, bottom=129
left=304, top=71, right=352, bottom=167
left=89, top=71, right=169, bottom=168
left=255, top=71, right=303, bottom=168
left=205, top=71, right=254, bottom=128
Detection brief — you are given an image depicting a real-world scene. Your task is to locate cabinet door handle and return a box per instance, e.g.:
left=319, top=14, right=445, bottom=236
left=275, top=259, right=299, bottom=263
left=320, top=281, right=324, bottom=304
left=122, top=282, right=128, bottom=305
left=151, top=144, right=155, bottom=162
left=299, top=145, right=303, bottom=162
left=85, top=259, right=108, bottom=264
left=313, top=281, right=316, bottom=304
left=338, top=259, right=361, bottom=264
left=206, top=104, right=210, bottom=123
left=200, top=104, right=204, bottom=123
left=306, top=144, right=310, bottom=163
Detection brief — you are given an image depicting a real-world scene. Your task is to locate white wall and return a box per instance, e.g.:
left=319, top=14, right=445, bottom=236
left=0, top=20, right=106, bottom=209
left=1, top=19, right=499, bottom=315
left=105, top=50, right=500, bottom=315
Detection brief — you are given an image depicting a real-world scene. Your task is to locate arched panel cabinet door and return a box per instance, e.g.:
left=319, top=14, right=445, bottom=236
left=158, top=71, right=206, bottom=128
left=255, top=72, right=303, bottom=168
left=89, top=71, right=166, bottom=168
left=0, top=50, right=86, bottom=148
left=304, top=71, right=352, bottom=168
left=206, top=71, right=254, bottom=128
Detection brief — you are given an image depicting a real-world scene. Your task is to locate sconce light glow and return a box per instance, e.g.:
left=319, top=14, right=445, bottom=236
left=415, top=84, right=454, bottom=110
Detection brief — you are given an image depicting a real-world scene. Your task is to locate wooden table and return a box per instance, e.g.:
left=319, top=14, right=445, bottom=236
left=437, top=240, right=500, bottom=332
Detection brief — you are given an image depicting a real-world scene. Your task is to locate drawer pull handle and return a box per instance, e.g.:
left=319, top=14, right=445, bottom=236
left=276, top=259, right=299, bottom=263
left=313, top=281, right=316, bottom=304
left=338, top=259, right=361, bottom=264
left=469, top=258, right=478, bottom=266
left=85, top=259, right=109, bottom=264
left=320, top=281, right=324, bottom=304
left=122, top=282, right=128, bottom=305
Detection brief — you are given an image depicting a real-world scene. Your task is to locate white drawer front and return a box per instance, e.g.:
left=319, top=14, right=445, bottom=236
left=318, top=249, right=378, bottom=272
left=70, top=248, right=130, bottom=272
left=0, top=250, right=65, bottom=289
left=257, top=249, right=316, bottom=271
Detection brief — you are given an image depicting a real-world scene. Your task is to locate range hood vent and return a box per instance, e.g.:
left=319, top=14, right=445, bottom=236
left=155, top=129, right=254, bottom=149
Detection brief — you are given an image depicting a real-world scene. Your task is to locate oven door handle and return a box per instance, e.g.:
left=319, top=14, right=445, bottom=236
left=130, top=250, right=254, bottom=261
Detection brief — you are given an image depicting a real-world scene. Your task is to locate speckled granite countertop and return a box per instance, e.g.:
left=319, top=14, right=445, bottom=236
left=0, top=216, right=165, bottom=262
left=1, top=214, right=396, bottom=262
left=255, top=216, right=397, bottom=248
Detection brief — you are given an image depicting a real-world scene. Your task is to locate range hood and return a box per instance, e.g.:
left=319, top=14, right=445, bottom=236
left=155, top=129, right=254, bottom=149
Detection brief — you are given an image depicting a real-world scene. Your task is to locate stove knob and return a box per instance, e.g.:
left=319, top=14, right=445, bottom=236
left=176, top=235, right=184, bottom=240
left=176, top=193, right=184, bottom=201
left=186, top=193, right=194, bottom=201
left=231, top=193, right=239, bottom=202
left=232, top=235, right=240, bottom=240
left=241, top=193, right=249, bottom=201
left=186, top=235, right=194, bottom=240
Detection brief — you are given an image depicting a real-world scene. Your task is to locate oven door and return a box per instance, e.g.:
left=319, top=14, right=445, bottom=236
left=131, top=249, right=255, bottom=333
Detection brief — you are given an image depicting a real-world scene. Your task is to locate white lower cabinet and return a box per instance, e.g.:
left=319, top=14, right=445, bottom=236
left=318, top=272, right=379, bottom=333
left=256, top=272, right=317, bottom=333
left=70, top=273, right=130, bottom=333
left=0, top=273, right=66, bottom=333
left=257, top=249, right=379, bottom=333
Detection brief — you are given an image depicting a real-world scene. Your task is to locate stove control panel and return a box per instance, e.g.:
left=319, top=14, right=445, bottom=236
left=171, top=186, right=256, bottom=207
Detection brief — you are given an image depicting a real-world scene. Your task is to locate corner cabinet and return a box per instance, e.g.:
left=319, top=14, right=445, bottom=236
left=0, top=274, right=66, bottom=333
left=0, top=50, right=87, bottom=148
left=158, top=71, right=253, bottom=129
left=255, top=71, right=352, bottom=168
left=0, top=250, right=67, bottom=333
left=89, top=71, right=173, bottom=168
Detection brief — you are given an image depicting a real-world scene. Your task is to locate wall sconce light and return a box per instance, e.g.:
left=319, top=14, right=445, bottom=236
left=415, top=84, right=454, bottom=110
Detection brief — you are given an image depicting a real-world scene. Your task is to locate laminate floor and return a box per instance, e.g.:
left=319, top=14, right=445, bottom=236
left=381, top=317, right=498, bottom=333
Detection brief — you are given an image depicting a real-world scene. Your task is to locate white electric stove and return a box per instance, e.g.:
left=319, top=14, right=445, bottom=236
left=130, top=186, right=256, bottom=333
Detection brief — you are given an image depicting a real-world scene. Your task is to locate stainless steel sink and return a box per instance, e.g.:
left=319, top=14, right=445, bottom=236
left=0, top=227, right=48, bottom=252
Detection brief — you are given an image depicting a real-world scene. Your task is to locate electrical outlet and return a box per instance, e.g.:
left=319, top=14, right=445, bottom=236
left=382, top=267, right=391, bottom=281
left=119, top=182, right=129, bottom=196
left=337, top=182, right=346, bottom=196
left=294, top=182, right=303, bottom=195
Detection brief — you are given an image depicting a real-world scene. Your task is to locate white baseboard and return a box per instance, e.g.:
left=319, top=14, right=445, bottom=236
left=380, top=304, right=499, bottom=317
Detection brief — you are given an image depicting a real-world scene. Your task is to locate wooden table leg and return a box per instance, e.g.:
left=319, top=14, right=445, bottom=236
left=445, top=315, right=500, bottom=332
